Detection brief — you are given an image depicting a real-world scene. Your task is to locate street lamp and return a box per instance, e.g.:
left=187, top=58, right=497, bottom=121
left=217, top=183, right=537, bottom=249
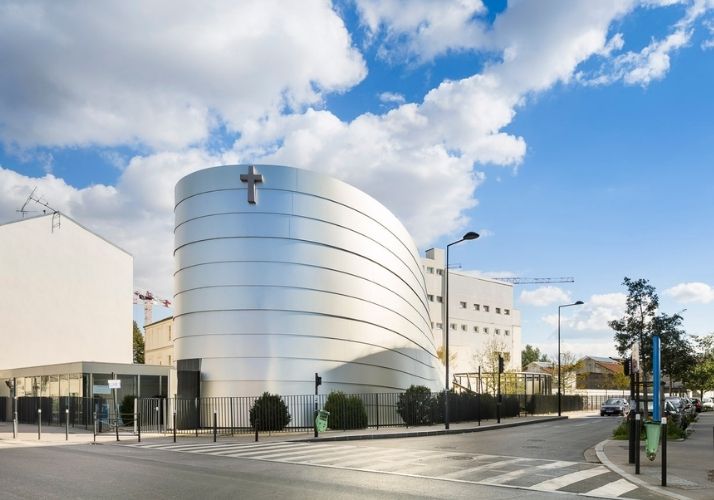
left=445, top=231, right=479, bottom=430
left=558, top=300, right=584, bottom=416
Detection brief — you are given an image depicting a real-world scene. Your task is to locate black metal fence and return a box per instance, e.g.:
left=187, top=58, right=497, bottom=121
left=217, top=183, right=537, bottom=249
left=0, top=391, right=611, bottom=435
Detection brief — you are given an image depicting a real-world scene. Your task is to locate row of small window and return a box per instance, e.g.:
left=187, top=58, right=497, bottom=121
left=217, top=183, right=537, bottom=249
left=431, top=322, right=510, bottom=336
left=459, top=301, right=510, bottom=315
left=425, top=266, right=444, bottom=275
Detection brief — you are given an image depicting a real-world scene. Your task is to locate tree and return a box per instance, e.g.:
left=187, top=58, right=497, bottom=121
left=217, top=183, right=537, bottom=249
left=521, top=344, right=549, bottom=370
left=609, top=277, right=659, bottom=371
left=133, top=320, right=145, bottom=364
left=551, top=351, right=582, bottom=394
left=472, top=336, right=510, bottom=395
left=686, top=334, right=714, bottom=398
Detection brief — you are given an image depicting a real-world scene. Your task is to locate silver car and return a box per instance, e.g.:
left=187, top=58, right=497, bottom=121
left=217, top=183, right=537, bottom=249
left=600, top=398, right=629, bottom=416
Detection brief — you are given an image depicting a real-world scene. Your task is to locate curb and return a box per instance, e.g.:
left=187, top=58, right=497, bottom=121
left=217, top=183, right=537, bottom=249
left=594, top=439, right=692, bottom=500
left=296, top=416, right=567, bottom=443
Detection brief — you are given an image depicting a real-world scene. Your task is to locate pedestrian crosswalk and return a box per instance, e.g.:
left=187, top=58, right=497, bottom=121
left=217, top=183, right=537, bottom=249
left=127, top=440, right=652, bottom=499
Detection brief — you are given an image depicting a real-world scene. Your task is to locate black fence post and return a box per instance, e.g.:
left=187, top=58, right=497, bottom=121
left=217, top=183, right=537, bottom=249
left=375, top=393, right=379, bottom=430
left=37, top=408, right=41, bottom=440
left=137, top=412, right=141, bottom=443
left=661, top=417, right=667, bottom=487
left=195, top=397, right=199, bottom=437
left=93, top=411, right=96, bottom=442
left=173, top=411, right=176, bottom=443
left=213, top=412, right=217, bottom=442
left=65, top=409, right=69, bottom=440
left=635, top=412, right=641, bottom=475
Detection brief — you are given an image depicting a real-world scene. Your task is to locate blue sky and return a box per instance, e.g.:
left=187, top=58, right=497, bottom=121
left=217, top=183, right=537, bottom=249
left=1, top=0, right=712, bottom=360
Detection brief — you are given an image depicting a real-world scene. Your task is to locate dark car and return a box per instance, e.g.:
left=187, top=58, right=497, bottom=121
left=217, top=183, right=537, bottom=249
left=600, top=398, right=629, bottom=416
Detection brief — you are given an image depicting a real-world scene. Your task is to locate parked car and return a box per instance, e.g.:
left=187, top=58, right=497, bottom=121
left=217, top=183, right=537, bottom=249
left=702, top=397, right=714, bottom=411
left=600, top=398, right=629, bottom=416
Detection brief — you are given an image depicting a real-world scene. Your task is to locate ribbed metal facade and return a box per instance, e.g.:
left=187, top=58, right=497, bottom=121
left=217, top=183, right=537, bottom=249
left=174, top=165, right=442, bottom=396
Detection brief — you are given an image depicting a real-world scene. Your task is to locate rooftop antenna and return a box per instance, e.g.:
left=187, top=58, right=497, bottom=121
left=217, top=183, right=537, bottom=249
left=16, top=187, right=61, bottom=232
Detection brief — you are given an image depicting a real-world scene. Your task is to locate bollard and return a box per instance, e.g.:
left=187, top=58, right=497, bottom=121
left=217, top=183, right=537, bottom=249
left=213, top=412, right=217, bottom=443
left=255, top=418, right=259, bottom=442
left=635, top=413, right=641, bottom=475
left=93, top=411, right=97, bottom=443
left=37, top=408, right=42, bottom=440
left=66, top=409, right=69, bottom=441
left=156, top=406, right=160, bottom=434
left=137, top=412, right=141, bottom=443
left=661, top=417, right=667, bottom=487
left=173, top=412, right=177, bottom=443
left=13, top=411, right=17, bottom=439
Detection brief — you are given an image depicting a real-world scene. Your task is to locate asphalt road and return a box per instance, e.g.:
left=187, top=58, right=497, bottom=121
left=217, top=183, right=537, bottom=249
left=346, top=414, right=619, bottom=462
left=0, top=416, right=656, bottom=500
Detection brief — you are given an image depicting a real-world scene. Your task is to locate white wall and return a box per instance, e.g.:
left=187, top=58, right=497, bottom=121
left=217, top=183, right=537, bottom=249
left=422, top=248, right=522, bottom=375
left=0, top=214, right=133, bottom=369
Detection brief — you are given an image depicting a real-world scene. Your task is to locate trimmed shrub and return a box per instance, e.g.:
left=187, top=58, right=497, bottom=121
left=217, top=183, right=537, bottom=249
left=119, top=395, right=136, bottom=425
left=397, top=385, right=437, bottom=426
left=324, top=391, right=368, bottom=430
left=249, top=392, right=291, bottom=431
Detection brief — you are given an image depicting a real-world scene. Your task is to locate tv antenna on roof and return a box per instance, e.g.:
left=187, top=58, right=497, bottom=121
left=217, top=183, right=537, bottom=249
left=17, top=186, right=61, bottom=232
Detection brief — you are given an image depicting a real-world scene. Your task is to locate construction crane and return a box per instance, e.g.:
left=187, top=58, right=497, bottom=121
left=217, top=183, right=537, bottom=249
left=133, top=290, right=172, bottom=327
left=491, top=277, right=575, bottom=285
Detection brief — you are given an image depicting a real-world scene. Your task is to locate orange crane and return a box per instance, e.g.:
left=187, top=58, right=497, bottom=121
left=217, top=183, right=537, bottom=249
left=133, top=290, right=171, bottom=327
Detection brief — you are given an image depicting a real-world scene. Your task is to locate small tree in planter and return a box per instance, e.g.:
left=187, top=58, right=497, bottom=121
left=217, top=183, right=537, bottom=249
left=397, top=385, right=437, bottom=426
left=119, top=395, right=136, bottom=425
left=324, top=391, right=368, bottom=430
left=250, top=392, right=291, bottom=431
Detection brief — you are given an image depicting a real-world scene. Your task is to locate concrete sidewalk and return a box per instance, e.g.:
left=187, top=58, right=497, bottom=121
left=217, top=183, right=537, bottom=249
left=0, top=413, right=566, bottom=446
left=596, top=411, right=714, bottom=500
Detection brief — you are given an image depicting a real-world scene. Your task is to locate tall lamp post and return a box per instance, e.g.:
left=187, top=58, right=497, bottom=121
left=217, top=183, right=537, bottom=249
left=445, top=231, right=479, bottom=430
left=558, top=300, right=584, bottom=416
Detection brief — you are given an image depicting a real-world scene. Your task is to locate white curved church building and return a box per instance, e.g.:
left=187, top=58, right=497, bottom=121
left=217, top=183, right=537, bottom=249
left=174, top=165, right=443, bottom=396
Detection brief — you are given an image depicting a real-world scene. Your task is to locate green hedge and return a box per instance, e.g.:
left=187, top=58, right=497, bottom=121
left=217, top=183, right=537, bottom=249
left=249, top=392, right=291, bottom=431
left=324, top=391, right=368, bottom=430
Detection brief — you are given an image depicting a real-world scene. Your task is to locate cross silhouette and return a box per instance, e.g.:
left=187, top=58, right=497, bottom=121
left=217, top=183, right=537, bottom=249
left=240, top=165, right=264, bottom=204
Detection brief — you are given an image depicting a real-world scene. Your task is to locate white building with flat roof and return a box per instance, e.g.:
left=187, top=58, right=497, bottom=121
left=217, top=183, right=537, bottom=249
left=422, top=248, right=522, bottom=375
left=0, top=214, right=133, bottom=370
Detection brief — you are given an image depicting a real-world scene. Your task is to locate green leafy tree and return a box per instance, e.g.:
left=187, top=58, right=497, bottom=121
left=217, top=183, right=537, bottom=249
left=609, top=277, right=659, bottom=371
left=521, top=344, right=549, bottom=370
left=133, top=320, right=145, bottom=364
left=686, top=334, right=714, bottom=398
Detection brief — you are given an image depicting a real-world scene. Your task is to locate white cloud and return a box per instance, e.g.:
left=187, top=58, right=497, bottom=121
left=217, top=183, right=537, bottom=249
left=0, top=1, right=366, bottom=149
left=355, top=0, right=488, bottom=63
left=542, top=292, right=626, bottom=332
left=520, top=286, right=572, bottom=307
left=378, top=91, right=406, bottom=104
left=2, top=1, right=712, bottom=308
left=664, top=282, right=714, bottom=303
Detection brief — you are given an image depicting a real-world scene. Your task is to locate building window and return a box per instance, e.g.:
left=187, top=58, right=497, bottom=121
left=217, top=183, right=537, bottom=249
left=168, top=325, right=172, bottom=340
left=484, top=305, right=490, bottom=312
left=473, top=326, right=479, bottom=333
left=436, top=269, right=443, bottom=276
left=450, top=323, right=457, bottom=330
left=504, top=309, right=510, bottom=315
left=473, top=304, right=480, bottom=311
left=437, top=296, right=443, bottom=303
left=496, top=307, right=501, bottom=314
left=427, top=266, right=434, bottom=274
left=483, top=327, right=489, bottom=334
left=436, top=322, right=443, bottom=329
left=495, top=329, right=501, bottom=335
left=505, top=330, right=510, bottom=336
left=459, top=301, right=467, bottom=309
left=461, top=324, right=467, bottom=331
left=428, top=294, right=434, bottom=302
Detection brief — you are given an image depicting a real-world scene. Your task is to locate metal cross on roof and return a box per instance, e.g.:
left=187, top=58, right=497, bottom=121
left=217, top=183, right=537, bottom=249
left=240, top=165, right=264, bottom=204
